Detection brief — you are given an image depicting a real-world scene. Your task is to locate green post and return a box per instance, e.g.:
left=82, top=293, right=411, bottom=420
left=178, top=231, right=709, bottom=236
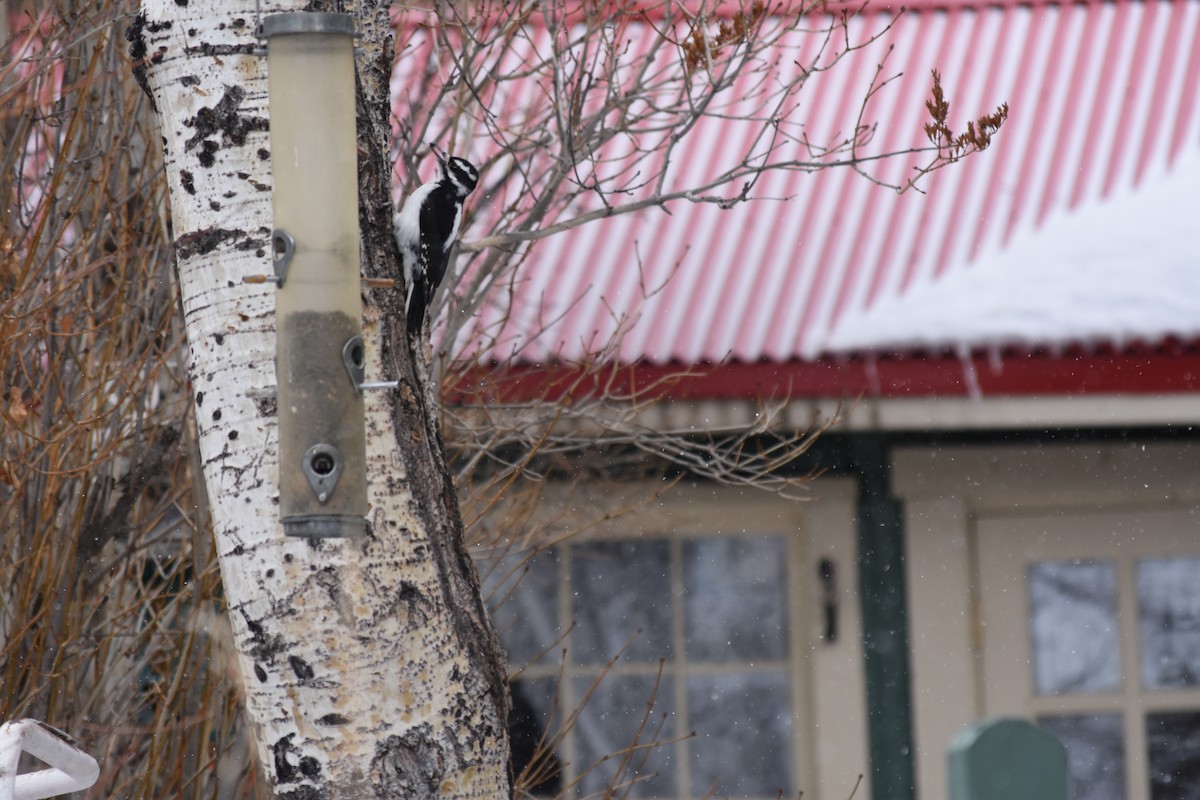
left=852, top=435, right=916, bottom=800
left=948, top=718, right=1068, bottom=800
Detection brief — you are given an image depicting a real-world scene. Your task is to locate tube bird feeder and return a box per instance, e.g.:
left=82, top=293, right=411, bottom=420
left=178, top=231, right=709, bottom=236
left=261, top=12, right=366, bottom=538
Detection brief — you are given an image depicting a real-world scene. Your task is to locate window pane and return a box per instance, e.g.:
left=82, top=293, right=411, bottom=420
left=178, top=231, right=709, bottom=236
left=483, top=548, right=561, bottom=668
left=573, top=674, right=677, bottom=798
left=1147, top=711, right=1200, bottom=800
left=688, top=671, right=792, bottom=798
left=1138, top=558, right=1200, bottom=689
left=684, top=535, right=789, bottom=662
left=1038, top=714, right=1125, bottom=800
left=1029, top=561, right=1121, bottom=694
left=571, top=540, right=672, bottom=664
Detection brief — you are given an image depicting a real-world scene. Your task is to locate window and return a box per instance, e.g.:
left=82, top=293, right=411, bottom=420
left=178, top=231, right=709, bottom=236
left=1028, top=556, right=1200, bottom=799
left=486, top=528, right=800, bottom=798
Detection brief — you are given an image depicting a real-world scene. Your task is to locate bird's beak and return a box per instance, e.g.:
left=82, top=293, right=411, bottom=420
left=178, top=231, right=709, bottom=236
left=429, top=142, right=447, bottom=167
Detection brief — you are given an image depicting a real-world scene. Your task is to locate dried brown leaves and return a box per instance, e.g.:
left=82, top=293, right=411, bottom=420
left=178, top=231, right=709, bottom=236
left=924, top=68, right=1009, bottom=162
left=681, top=1, right=768, bottom=72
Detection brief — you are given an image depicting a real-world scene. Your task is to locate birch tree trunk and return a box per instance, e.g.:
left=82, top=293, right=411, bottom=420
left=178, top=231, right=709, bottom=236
left=132, top=1, right=511, bottom=796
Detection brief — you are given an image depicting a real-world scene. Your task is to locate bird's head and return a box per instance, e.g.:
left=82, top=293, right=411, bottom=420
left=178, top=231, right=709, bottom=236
left=431, top=143, right=478, bottom=197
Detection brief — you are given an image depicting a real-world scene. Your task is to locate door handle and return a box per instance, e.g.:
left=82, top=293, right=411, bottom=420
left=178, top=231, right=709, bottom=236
left=818, top=557, right=838, bottom=643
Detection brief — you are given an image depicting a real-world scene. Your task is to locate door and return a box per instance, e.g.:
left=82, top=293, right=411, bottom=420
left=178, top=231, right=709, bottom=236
left=977, top=508, right=1200, bottom=800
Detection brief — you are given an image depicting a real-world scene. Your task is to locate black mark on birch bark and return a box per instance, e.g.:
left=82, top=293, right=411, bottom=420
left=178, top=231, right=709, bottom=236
left=175, top=227, right=246, bottom=259
left=183, top=85, right=268, bottom=165
left=124, top=15, right=155, bottom=107
left=372, top=729, right=443, bottom=799
left=288, top=655, right=314, bottom=681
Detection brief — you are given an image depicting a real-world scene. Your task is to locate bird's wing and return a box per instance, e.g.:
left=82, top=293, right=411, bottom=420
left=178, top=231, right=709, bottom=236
left=418, top=186, right=456, bottom=292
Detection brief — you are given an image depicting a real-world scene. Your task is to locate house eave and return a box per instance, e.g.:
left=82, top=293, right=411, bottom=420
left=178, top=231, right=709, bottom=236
left=448, top=346, right=1200, bottom=432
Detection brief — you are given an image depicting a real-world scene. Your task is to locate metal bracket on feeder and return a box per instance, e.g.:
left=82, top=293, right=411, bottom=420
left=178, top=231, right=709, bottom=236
left=271, top=229, right=295, bottom=287
left=340, top=336, right=398, bottom=394
left=240, top=229, right=295, bottom=287
left=342, top=336, right=365, bottom=395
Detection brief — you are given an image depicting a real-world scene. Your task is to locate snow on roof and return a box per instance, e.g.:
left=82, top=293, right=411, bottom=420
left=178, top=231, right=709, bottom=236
left=434, top=0, right=1200, bottom=366
left=823, top=149, right=1200, bottom=353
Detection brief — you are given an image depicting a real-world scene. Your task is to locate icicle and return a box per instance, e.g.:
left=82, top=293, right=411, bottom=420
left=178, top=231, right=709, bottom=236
left=957, top=343, right=983, bottom=400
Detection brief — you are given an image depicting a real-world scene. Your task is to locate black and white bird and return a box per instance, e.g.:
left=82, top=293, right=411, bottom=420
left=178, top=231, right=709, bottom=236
left=393, top=143, right=479, bottom=335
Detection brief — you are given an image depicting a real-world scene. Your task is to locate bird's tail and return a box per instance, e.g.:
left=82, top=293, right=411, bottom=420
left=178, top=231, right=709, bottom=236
left=406, top=282, right=427, bottom=335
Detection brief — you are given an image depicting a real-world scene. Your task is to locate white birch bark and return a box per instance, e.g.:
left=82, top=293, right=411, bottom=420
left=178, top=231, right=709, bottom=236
left=133, top=2, right=511, bottom=797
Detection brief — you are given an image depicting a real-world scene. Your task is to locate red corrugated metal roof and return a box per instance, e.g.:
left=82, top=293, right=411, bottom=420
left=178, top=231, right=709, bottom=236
left=399, top=0, right=1200, bottom=369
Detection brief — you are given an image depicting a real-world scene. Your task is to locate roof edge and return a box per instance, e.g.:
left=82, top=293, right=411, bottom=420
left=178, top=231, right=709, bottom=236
left=446, top=347, right=1200, bottom=404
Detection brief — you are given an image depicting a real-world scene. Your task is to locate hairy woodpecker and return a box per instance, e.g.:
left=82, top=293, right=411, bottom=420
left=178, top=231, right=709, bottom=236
left=393, top=144, right=479, bottom=335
